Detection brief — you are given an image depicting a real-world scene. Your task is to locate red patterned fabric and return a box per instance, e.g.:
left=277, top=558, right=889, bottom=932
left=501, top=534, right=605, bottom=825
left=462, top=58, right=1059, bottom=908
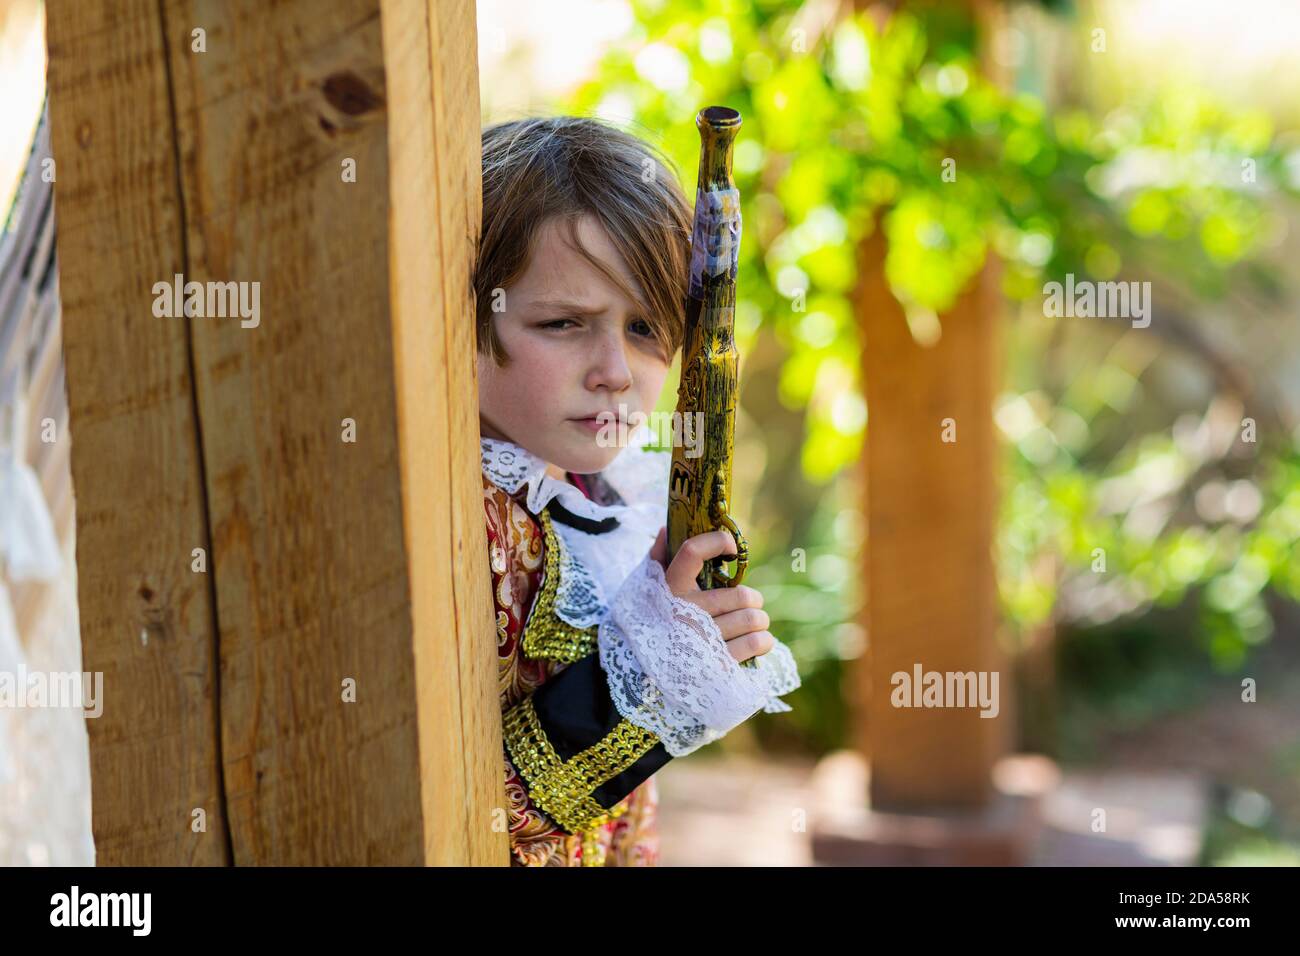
left=483, top=473, right=659, bottom=867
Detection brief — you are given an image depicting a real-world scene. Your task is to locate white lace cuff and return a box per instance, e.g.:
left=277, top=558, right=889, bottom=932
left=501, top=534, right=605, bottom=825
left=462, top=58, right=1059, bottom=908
left=597, top=554, right=802, bottom=758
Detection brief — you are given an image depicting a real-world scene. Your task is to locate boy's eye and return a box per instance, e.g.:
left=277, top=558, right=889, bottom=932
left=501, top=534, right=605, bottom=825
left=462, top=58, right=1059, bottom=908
left=540, top=318, right=577, bottom=330
left=629, top=318, right=654, bottom=338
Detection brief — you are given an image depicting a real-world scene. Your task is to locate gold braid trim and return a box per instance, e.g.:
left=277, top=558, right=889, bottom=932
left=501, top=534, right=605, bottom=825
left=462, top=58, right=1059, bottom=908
left=521, top=508, right=600, bottom=663
left=502, top=693, right=660, bottom=835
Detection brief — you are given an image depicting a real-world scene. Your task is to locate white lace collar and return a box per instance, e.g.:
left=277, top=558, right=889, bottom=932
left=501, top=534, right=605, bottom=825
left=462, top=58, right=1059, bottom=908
left=481, top=427, right=671, bottom=629
left=480, top=426, right=668, bottom=519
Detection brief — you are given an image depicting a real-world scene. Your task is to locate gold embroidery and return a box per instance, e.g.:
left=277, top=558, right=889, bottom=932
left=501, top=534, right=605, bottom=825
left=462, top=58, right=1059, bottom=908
left=502, top=694, right=659, bottom=835
left=581, top=827, right=606, bottom=867
left=520, top=508, right=600, bottom=662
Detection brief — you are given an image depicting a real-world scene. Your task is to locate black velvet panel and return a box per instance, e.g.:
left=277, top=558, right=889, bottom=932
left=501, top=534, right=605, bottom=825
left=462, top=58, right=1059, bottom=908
left=530, top=654, right=673, bottom=811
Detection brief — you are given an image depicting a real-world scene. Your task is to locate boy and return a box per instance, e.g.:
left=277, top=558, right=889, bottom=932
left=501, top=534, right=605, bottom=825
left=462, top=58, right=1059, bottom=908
left=476, top=116, right=800, bottom=866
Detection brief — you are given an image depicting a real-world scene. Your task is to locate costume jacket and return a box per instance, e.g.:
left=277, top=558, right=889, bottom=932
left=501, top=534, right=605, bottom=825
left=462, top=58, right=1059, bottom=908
left=480, top=429, right=800, bottom=866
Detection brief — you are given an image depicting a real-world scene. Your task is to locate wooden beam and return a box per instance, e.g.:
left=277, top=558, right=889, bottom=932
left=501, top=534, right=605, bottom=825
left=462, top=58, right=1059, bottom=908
left=47, top=0, right=229, bottom=865
left=380, top=0, right=504, bottom=867
left=47, top=0, right=503, bottom=864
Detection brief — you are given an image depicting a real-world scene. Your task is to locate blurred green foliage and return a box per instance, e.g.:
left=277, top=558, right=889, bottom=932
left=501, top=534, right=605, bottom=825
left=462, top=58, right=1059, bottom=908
left=563, top=0, right=1300, bottom=756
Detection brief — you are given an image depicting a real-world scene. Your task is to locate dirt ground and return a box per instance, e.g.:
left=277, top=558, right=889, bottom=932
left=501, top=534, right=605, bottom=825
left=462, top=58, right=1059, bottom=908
left=656, top=638, right=1300, bottom=866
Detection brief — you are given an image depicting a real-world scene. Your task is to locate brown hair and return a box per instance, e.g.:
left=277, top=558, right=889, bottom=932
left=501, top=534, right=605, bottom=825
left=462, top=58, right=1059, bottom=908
left=475, top=116, right=693, bottom=365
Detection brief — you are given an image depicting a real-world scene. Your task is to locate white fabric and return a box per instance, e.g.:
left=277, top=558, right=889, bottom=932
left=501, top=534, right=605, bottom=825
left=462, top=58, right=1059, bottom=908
left=0, top=446, right=63, bottom=582
left=598, top=555, right=801, bottom=756
left=480, top=426, right=670, bottom=629
left=0, top=582, right=23, bottom=784
left=0, top=413, right=62, bottom=786
left=481, top=427, right=801, bottom=758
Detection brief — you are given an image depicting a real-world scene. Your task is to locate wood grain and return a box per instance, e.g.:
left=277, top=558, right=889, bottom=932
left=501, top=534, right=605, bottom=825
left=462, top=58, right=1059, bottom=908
left=48, top=0, right=502, bottom=864
left=46, top=0, right=231, bottom=865
left=381, top=0, right=507, bottom=866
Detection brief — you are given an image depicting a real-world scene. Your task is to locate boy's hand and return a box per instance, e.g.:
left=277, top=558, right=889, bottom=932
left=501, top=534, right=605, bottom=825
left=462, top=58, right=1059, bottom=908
left=649, top=527, right=773, bottom=664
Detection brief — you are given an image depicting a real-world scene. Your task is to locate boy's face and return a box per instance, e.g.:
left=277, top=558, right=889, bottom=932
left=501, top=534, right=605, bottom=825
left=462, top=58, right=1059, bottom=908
left=478, top=213, right=671, bottom=477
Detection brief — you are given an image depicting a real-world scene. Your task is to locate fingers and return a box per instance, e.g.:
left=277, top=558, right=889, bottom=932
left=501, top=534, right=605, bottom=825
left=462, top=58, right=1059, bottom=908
left=707, top=606, right=764, bottom=642
left=726, top=630, right=775, bottom=663
left=659, top=538, right=773, bottom=664
left=712, top=606, right=771, bottom=641
left=665, top=529, right=737, bottom=594
left=680, top=584, right=763, bottom=617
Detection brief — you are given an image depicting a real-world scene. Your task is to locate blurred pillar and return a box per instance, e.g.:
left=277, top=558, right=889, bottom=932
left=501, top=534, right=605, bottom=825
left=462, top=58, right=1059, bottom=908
left=810, top=223, right=1043, bottom=866
left=812, top=0, right=1056, bottom=865
left=856, top=229, right=1007, bottom=810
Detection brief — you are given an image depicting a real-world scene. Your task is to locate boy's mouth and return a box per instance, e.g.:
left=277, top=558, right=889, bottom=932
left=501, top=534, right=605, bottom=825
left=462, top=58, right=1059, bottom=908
left=569, top=415, right=613, bottom=433
left=568, top=410, right=625, bottom=433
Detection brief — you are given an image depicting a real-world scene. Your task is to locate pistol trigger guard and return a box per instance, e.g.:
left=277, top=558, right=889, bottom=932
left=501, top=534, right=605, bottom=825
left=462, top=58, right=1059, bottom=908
left=707, top=474, right=748, bottom=588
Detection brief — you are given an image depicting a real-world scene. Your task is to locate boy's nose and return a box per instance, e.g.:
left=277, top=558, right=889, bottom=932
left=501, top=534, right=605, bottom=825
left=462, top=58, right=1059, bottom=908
left=585, top=336, right=633, bottom=392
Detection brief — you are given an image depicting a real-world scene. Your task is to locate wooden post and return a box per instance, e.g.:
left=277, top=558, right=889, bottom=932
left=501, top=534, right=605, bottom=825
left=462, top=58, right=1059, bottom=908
left=811, top=227, right=1034, bottom=866
left=46, top=0, right=503, bottom=865
left=810, top=2, right=1056, bottom=865
left=856, top=227, right=1006, bottom=810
